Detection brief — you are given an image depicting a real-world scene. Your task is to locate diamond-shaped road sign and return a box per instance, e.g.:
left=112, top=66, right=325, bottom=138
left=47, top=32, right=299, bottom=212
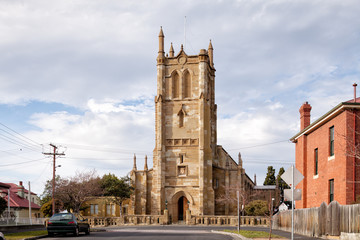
left=281, top=166, right=304, bottom=187
left=284, top=189, right=302, bottom=201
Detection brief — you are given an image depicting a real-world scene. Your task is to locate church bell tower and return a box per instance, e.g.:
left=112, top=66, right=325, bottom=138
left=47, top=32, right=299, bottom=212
left=152, top=27, right=217, bottom=218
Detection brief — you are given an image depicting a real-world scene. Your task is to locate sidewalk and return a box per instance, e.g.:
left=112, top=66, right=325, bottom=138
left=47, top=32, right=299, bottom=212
left=238, top=226, right=323, bottom=240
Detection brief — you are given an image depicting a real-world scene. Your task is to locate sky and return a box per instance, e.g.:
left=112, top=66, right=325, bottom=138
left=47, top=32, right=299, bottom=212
left=1, top=0, right=360, bottom=196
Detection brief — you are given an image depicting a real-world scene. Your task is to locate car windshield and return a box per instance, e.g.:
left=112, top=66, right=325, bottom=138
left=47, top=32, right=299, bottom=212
left=50, top=213, right=73, bottom=221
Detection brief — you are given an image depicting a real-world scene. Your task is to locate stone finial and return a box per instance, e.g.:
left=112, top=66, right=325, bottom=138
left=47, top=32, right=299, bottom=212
left=144, top=155, right=148, bottom=171
left=133, top=154, right=137, bottom=170
left=208, top=39, right=213, bottom=50
left=157, top=27, right=165, bottom=62
left=254, top=174, right=257, bottom=186
left=208, top=39, right=214, bottom=67
left=169, top=43, right=174, bottom=57
left=238, top=152, right=243, bottom=168
left=158, top=26, right=164, bottom=37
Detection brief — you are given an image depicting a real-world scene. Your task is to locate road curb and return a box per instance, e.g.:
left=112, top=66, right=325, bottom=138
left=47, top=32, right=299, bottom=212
left=23, top=235, right=48, bottom=240
left=211, top=230, right=252, bottom=240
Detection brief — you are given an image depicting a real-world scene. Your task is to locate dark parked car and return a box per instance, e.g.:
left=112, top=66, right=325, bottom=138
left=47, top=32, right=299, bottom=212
left=47, top=212, right=90, bottom=237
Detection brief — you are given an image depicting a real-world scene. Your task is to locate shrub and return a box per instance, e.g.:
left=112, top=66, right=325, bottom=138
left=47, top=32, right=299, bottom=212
left=245, top=200, right=269, bottom=216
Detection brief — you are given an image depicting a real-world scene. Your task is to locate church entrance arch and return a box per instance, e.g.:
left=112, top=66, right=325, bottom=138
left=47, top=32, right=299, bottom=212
left=171, top=191, right=193, bottom=222
left=177, top=196, right=188, bottom=221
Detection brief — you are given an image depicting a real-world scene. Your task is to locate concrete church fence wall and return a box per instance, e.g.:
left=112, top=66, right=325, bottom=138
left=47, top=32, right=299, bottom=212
left=88, top=215, right=164, bottom=226
left=272, top=201, right=360, bottom=237
left=190, top=215, right=268, bottom=226
left=87, top=215, right=269, bottom=227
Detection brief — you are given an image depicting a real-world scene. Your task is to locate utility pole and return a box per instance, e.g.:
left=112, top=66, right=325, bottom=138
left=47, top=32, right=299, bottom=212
left=43, top=144, right=65, bottom=215
left=7, top=189, right=10, bottom=225
left=28, top=181, right=32, bottom=225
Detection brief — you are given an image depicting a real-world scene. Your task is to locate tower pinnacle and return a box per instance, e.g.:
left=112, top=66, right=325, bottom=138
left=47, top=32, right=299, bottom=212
left=208, top=39, right=214, bottom=67
left=157, top=27, right=165, bottom=64
left=169, top=43, right=174, bottom=57
left=238, top=152, right=243, bottom=168
left=133, top=154, right=137, bottom=170
left=144, top=155, right=148, bottom=171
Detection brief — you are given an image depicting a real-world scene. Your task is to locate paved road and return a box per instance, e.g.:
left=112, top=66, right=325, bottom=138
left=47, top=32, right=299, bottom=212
left=45, top=225, right=322, bottom=240
left=46, top=227, right=233, bottom=240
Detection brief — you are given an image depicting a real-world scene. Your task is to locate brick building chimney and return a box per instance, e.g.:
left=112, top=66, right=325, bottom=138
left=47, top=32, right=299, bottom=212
left=299, top=102, right=312, bottom=130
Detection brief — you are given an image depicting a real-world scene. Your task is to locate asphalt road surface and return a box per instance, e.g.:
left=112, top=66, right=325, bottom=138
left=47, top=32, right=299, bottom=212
left=45, top=225, right=323, bottom=240
left=46, top=227, right=233, bottom=240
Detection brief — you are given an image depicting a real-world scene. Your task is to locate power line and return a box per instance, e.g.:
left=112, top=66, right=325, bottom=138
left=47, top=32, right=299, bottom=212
left=56, top=143, right=152, bottom=155
left=227, top=140, right=290, bottom=150
left=245, top=161, right=294, bottom=164
left=0, top=158, right=48, bottom=167
left=0, top=132, right=40, bottom=152
left=0, top=122, right=43, bottom=154
left=0, top=148, right=44, bottom=161
left=0, top=122, right=41, bottom=146
left=30, top=161, right=52, bottom=183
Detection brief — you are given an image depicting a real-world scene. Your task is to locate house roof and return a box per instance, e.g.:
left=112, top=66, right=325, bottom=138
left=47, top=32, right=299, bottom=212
left=0, top=183, right=41, bottom=209
left=253, top=185, right=276, bottom=190
left=290, top=100, right=360, bottom=142
left=0, top=182, right=11, bottom=189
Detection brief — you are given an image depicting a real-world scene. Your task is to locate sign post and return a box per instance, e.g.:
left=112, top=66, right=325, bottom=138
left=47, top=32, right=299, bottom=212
left=237, top=190, right=240, bottom=232
left=281, top=165, right=304, bottom=240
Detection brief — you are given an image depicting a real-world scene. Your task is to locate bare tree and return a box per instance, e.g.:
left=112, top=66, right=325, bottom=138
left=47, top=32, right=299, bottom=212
left=216, top=183, right=250, bottom=215
left=337, top=111, right=360, bottom=203
left=56, top=170, right=103, bottom=213
left=337, top=112, right=360, bottom=160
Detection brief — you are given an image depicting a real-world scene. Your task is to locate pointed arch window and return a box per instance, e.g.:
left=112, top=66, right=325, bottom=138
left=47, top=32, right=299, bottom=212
left=184, top=71, right=191, bottom=98
left=179, top=110, right=184, bottom=127
left=172, top=72, right=180, bottom=99
left=165, top=78, right=171, bottom=99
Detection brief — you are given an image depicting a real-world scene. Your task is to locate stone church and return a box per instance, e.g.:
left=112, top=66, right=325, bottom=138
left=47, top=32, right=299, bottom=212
left=129, top=28, right=278, bottom=222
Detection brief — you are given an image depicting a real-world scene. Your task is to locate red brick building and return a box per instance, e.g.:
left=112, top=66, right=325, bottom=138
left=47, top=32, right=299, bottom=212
left=290, top=98, right=360, bottom=209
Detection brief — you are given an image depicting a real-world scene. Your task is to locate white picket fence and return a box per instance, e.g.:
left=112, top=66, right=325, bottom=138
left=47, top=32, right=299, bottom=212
left=0, top=217, right=46, bottom=226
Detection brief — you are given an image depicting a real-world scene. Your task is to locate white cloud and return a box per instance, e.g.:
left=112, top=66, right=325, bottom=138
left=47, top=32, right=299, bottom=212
left=1, top=98, right=154, bottom=194
left=1, top=0, right=360, bottom=193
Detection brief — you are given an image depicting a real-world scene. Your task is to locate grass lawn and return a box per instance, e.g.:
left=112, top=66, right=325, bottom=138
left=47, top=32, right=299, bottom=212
left=4, top=230, right=47, bottom=240
left=224, top=229, right=285, bottom=238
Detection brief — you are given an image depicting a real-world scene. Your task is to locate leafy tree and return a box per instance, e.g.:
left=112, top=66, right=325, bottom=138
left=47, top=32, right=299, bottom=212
left=0, top=197, right=7, bottom=215
left=245, top=200, right=269, bottom=216
left=100, top=173, right=133, bottom=217
left=40, top=199, right=63, bottom=217
left=40, top=175, right=62, bottom=206
left=263, top=166, right=276, bottom=185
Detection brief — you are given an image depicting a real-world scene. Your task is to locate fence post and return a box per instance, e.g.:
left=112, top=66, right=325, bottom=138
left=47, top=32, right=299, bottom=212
left=319, top=202, right=327, bottom=236
left=331, top=201, right=340, bottom=236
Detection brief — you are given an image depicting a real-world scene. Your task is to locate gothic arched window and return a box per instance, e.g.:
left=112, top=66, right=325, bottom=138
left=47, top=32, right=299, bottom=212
left=165, top=78, right=171, bottom=99
left=184, top=71, right=191, bottom=98
left=179, top=110, right=184, bottom=127
left=172, top=72, right=180, bottom=99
